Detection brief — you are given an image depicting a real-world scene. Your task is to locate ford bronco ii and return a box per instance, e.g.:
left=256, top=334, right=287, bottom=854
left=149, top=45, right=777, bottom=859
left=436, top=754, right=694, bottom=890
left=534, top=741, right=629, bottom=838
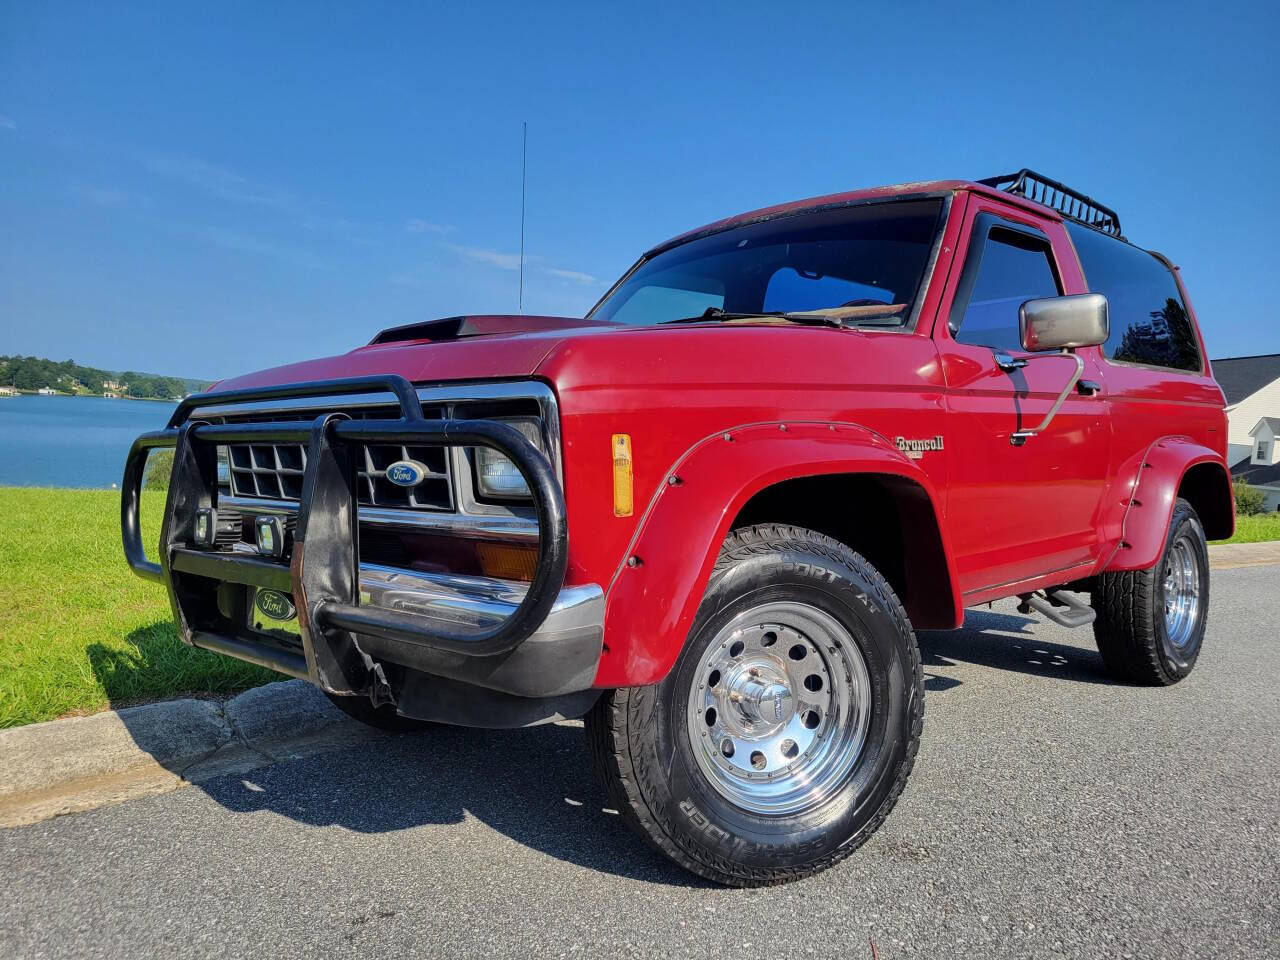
left=123, top=169, right=1234, bottom=885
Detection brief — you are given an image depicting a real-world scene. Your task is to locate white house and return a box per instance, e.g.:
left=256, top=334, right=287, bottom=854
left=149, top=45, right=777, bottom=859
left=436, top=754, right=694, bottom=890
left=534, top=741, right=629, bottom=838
left=1215, top=353, right=1280, bottom=511
left=1230, top=417, right=1280, bottom=511
left=36, top=386, right=58, bottom=395
left=1214, top=354, right=1280, bottom=466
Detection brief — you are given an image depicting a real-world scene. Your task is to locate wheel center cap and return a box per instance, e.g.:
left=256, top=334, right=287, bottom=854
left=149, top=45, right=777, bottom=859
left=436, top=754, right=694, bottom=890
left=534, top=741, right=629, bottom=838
left=729, top=668, right=795, bottom=729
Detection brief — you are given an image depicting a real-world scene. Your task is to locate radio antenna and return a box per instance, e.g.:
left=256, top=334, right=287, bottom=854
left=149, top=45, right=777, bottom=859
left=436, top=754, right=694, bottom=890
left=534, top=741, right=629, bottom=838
left=518, top=121, right=527, bottom=313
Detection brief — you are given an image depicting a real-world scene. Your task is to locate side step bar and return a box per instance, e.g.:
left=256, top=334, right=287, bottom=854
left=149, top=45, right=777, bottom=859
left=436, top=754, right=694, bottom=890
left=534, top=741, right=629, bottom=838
left=1017, top=590, right=1097, bottom=629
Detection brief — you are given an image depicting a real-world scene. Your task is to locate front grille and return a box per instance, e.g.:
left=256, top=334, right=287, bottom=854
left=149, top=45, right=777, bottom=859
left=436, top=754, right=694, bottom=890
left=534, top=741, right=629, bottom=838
left=217, top=404, right=454, bottom=511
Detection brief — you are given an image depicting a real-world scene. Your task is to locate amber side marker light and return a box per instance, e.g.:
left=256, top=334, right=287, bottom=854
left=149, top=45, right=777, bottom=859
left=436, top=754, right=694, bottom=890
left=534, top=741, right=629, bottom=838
left=612, top=433, right=634, bottom=517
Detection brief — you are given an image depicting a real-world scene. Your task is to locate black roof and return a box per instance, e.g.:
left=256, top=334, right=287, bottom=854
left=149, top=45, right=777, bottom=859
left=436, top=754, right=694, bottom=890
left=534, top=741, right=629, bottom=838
left=1230, top=458, right=1280, bottom=487
left=1211, top=354, right=1280, bottom=406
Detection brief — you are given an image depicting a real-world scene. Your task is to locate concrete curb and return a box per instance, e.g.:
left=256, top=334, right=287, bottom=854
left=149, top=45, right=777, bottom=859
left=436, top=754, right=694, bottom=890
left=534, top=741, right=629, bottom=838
left=0, top=680, right=383, bottom=828
left=1207, top=540, right=1280, bottom=570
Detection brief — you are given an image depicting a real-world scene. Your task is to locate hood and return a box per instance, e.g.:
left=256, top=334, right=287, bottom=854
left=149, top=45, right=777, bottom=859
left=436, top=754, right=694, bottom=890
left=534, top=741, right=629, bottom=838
left=210, top=315, right=613, bottom=392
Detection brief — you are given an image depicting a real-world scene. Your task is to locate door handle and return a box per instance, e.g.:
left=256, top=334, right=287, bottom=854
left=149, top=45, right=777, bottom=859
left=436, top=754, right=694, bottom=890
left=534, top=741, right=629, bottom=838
left=994, top=351, right=1028, bottom=372
left=1077, top=379, right=1102, bottom=397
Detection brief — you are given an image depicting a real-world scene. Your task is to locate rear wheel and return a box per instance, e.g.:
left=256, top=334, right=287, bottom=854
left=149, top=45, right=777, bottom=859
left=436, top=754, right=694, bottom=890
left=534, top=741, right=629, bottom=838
left=586, top=524, right=923, bottom=886
left=1091, top=497, right=1209, bottom=685
left=324, top=692, right=434, bottom=732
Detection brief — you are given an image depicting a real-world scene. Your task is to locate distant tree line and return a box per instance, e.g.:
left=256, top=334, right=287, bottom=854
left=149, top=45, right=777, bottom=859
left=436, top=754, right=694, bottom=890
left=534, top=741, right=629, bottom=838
left=0, top=355, right=210, bottom=400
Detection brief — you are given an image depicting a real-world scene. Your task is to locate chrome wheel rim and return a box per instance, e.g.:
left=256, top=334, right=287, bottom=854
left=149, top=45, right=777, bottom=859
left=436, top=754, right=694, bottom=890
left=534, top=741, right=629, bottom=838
left=685, top=601, right=872, bottom=816
left=1163, top=533, right=1202, bottom=652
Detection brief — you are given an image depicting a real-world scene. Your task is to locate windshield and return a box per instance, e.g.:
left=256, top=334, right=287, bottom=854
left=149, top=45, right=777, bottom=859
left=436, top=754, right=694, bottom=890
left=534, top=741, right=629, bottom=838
left=589, top=198, right=944, bottom=327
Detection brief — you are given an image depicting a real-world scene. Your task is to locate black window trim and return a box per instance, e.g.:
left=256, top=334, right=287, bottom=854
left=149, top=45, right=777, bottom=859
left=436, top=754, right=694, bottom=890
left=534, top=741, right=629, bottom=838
left=1065, top=223, right=1207, bottom=378
left=946, top=212, right=1064, bottom=349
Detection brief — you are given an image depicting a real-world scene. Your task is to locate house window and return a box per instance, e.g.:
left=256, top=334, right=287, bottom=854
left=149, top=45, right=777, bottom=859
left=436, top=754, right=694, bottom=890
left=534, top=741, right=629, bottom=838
left=1259, top=440, right=1272, bottom=463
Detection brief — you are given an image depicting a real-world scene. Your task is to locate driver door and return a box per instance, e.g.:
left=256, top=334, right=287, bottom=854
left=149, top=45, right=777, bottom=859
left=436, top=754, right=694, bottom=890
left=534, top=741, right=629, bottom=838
left=936, top=200, right=1112, bottom=598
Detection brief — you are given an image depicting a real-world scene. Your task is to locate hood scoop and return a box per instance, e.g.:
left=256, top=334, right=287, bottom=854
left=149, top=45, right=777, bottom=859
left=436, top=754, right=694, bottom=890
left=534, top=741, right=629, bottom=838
left=369, top=314, right=610, bottom=346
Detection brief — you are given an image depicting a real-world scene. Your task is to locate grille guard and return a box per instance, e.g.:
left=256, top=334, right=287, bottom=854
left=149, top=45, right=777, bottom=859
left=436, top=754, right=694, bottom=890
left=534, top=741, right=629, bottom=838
left=122, top=374, right=569, bottom=700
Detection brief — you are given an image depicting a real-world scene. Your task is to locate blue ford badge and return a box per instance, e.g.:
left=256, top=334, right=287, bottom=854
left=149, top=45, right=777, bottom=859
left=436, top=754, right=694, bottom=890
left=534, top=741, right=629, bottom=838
left=386, top=459, right=427, bottom=487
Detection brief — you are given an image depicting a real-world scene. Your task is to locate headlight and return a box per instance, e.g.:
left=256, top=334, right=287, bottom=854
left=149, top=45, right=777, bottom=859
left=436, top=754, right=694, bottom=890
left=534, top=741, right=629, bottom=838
left=474, top=418, right=544, bottom=499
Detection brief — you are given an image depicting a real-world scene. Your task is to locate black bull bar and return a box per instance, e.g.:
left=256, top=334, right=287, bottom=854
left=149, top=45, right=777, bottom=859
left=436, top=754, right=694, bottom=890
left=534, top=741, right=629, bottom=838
left=121, top=375, right=568, bottom=702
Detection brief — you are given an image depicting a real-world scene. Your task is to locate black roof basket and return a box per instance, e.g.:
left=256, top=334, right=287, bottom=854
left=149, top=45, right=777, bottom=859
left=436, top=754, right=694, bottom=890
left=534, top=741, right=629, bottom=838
left=979, top=168, right=1123, bottom=239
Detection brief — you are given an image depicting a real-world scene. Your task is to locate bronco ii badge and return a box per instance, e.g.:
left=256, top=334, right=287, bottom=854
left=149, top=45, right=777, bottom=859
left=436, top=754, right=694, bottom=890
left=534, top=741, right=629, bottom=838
left=386, top=459, right=428, bottom=487
left=895, top=435, right=945, bottom=460
left=255, top=589, right=296, bottom=622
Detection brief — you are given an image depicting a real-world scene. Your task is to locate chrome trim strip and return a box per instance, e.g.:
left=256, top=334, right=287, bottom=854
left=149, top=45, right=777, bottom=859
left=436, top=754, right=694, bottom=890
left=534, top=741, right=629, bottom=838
left=193, top=381, right=562, bottom=477
left=219, top=494, right=539, bottom=542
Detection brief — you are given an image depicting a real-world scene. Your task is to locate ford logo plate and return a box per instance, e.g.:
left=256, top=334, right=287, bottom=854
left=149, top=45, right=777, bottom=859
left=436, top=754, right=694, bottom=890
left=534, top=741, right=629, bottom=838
left=255, top=589, right=296, bottom=622
left=386, top=460, right=428, bottom=487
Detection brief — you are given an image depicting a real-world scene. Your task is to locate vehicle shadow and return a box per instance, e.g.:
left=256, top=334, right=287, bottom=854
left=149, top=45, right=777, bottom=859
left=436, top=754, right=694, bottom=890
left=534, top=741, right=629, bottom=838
left=201, top=719, right=708, bottom=884
left=918, top=608, right=1118, bottom=687
left=90, top=631, right=703, bottom=886
left=90, top=610, right=1111, bottom=885
left=86, top=621, right=277, bottom=707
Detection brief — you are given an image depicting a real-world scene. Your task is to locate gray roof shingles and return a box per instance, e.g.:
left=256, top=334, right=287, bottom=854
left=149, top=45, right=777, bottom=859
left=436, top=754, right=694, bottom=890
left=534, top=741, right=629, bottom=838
left=1230, top=458, right=1280, bottom=487
left=1212, top=354, right=1280, bottom=405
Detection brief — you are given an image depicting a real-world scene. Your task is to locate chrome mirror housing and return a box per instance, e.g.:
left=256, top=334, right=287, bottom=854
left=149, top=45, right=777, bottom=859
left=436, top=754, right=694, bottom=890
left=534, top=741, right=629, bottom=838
left=1019, top=293, right=1109, bottom=353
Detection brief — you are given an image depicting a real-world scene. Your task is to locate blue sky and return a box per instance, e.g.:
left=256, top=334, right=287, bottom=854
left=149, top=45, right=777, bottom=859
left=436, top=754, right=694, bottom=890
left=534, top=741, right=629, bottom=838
left=1, top=1, right=1277, bottom=380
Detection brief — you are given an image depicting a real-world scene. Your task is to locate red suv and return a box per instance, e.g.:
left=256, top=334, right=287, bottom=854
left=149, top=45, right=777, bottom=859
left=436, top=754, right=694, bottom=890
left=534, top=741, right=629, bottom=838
left=124, top=169, right=1233, bottom=885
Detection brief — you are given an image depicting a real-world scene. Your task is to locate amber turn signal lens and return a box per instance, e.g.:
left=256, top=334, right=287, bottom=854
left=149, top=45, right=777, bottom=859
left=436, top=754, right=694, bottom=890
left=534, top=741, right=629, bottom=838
left=476, top=541, right=538, bottom=582
left=612, top=433, right=634, bottom=517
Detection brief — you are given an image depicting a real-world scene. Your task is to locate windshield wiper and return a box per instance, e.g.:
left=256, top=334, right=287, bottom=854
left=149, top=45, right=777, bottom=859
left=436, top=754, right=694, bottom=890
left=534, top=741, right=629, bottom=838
left=662, top=307, right=847, bottom=329
left=662, top=305, right=906, bottom=329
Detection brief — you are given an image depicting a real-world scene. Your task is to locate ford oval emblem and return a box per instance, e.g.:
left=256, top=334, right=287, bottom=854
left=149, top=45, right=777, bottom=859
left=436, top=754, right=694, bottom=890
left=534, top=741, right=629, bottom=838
left=386, top=459, right=428, bottom=487
left=255, top=589, right=296, bottom=622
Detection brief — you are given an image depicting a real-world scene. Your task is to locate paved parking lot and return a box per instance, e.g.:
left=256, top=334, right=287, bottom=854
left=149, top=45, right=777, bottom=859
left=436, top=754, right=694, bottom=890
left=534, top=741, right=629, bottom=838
left=3, top=564, right=1277, bottom=959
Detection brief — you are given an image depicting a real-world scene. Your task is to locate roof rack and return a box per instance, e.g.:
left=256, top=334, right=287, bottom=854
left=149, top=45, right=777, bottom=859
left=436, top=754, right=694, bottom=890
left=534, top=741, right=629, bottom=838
left=978, top=168, right=1123, bottom=239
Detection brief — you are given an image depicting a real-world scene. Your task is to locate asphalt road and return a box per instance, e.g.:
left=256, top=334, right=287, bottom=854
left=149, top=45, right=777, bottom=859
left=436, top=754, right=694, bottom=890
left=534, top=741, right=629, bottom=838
left=4, top=565, right=1278, bottom=960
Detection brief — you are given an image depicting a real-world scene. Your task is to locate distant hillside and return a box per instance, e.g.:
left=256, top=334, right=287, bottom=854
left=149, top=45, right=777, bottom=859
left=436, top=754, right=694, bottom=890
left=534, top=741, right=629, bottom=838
left=0, top=355, right=214, bottom=400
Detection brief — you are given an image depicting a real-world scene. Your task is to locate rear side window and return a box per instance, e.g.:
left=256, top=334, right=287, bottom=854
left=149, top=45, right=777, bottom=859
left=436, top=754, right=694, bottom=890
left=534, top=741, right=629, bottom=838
left=953, top=225, right=1060, bottom=353
left=1066, top=221, right=1201, bottom=372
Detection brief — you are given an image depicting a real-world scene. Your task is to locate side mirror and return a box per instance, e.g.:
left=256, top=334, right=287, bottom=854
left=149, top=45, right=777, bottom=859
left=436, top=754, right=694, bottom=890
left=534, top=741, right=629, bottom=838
left=1019, top=293, right=1109, bottom=353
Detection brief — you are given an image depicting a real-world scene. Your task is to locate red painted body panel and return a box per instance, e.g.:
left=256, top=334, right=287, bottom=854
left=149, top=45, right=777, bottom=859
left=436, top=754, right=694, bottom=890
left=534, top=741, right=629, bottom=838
left=213, top=322, right=582, bottom=392
left=535, top=324, right=950, bottom=594
left=1104, top=437, right=1232, bottom=572
left=198, top=180, right=1233, bottom=691
left=592, top=421, right=960, bottom=686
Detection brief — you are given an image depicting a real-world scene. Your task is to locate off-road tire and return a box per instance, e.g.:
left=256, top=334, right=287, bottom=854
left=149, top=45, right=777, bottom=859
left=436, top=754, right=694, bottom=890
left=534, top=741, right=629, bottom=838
left=1091, top=498, right=1209, bottom=685
left=585, top=523, right=924, bottom=887
left=324, top=692, right=434, bottom=732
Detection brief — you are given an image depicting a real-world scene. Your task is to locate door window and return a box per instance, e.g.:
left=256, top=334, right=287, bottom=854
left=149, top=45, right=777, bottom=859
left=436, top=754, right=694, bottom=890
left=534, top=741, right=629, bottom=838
left=952, top=224, right=1061, bottom=353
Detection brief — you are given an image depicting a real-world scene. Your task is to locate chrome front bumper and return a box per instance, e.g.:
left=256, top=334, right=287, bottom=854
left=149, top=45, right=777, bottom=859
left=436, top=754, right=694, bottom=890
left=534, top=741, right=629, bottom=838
left=353, top=565, right=604, bottom=698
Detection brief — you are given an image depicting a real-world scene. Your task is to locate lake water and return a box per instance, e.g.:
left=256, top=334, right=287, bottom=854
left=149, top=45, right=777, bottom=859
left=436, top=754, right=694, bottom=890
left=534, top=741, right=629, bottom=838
left=0, top=395, right=175, bottom=488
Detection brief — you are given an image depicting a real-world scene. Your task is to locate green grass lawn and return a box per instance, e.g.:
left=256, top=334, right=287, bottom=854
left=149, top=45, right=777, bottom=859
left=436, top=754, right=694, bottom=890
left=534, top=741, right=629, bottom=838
left=0, top=487, right=276, bottom=728
left=1213, top=511, right=1280, bottom=544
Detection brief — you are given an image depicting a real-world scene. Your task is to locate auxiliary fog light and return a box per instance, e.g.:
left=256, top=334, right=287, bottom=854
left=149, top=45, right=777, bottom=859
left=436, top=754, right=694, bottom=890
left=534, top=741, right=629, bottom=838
left=255, top=516, right=285, bottom=559
left=193, top=507, right=217, bottom=548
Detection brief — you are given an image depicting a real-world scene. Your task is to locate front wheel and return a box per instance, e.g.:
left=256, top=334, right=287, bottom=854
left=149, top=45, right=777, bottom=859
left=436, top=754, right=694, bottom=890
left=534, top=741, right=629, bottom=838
left=586, top=524, right=924, bottom=886
left=1091, top=497, right=1210, bottom=685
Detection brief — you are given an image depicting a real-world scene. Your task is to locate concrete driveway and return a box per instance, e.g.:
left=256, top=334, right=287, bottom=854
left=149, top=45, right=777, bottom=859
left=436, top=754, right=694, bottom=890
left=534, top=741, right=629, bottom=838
left=3, top=564, right=1277, bottom=959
